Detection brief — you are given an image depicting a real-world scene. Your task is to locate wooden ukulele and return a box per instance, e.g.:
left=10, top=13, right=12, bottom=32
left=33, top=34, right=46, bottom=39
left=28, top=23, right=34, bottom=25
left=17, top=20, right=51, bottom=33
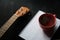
left=0, top=6, right=30, bottom=38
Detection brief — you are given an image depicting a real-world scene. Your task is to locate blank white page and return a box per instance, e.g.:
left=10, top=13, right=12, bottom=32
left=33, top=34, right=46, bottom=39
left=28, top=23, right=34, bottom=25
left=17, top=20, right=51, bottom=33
left=19, top=10, right=60, bottom=40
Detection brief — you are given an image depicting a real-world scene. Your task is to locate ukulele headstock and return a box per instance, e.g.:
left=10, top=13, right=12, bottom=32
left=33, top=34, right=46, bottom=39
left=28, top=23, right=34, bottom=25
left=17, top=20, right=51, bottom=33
left=15, top=6, right=30, bottom=17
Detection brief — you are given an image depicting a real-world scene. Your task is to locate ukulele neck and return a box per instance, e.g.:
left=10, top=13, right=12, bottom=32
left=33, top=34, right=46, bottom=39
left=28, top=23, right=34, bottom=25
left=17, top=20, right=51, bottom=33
left=0, top=14, right=18, bottom=38
left=0, top=6, right=30, bottom=38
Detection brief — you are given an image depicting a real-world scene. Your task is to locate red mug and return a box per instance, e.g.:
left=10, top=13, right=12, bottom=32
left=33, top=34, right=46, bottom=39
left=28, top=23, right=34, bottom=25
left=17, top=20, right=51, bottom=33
left=39, top=13, right=56, bottom=31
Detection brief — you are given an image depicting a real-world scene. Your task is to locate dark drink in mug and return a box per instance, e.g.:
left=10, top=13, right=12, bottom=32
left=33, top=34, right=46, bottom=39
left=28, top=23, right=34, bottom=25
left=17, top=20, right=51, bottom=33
left=39, top=13, right=56, bottom=31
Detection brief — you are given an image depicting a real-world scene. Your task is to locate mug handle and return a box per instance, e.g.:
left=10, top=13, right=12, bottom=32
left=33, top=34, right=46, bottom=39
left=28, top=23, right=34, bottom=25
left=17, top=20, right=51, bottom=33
left=53, top=14, right=56, bottom=17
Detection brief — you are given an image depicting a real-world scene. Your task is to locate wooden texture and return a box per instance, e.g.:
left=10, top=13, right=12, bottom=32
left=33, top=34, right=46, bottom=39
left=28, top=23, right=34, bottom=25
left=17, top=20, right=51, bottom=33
left=0, top=6, right=30, bottom=38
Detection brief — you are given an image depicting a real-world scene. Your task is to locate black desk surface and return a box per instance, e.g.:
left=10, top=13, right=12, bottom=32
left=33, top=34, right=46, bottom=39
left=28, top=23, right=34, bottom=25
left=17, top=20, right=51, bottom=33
left=0, top=0, right=60, bottom=40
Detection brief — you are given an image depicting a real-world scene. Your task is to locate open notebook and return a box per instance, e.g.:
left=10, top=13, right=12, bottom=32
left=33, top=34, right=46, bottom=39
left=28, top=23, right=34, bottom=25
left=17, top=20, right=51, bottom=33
left=19, top=10, right=60, bottom=40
